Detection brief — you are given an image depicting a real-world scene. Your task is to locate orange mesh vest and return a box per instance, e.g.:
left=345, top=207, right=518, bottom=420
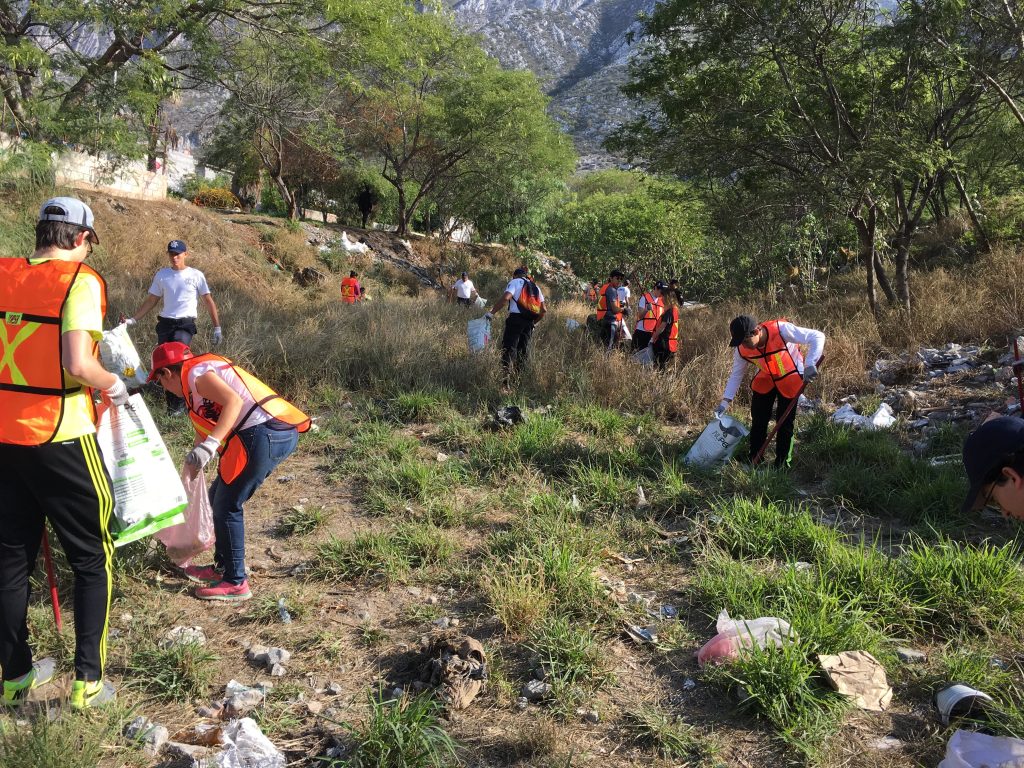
left=738, top=319, right=804, bottom=398
left=180, top=353, right=311, bottom=484
left=636, top=293, right=664, bottom=332
left=665, top=306, right=680, bottom=353
left=0, top=259, right=106, bottom=445
left=596, top=283, right=622, bottom=321
left=340, top=278, right=359, bottom=303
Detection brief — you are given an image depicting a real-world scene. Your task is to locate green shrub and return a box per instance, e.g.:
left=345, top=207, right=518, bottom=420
left=125, top=640, right=218, bottom=701
left=335, top=691, right=458, bottom=768
left=192, top=185, right=240, bottom=209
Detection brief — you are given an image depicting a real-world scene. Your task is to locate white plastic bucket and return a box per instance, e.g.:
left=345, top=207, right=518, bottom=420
left=684, top=416, right=750, bottom=467
left=467, top=317, right=491, bottom=353
left=935, top=683, right=994, bottom=726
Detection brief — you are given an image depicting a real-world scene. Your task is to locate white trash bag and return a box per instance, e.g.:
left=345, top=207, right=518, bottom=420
left=631, top=345, right=653, bottom=367
left=685, top=415, right=750, bottom=467
left=939, top=730, right=1024, bottom=768
left=474, top=296, right=487, bottom=309
left=215, top=718, right=285, bottom=768
left=339, top=231, right=370, bottom=254
left=156, top=466, right=215, bottom=567
left=96, top=395, right=186, bottom=546
left=99, top=324, right=148, bottom=387
left=467, top=316, right=491, bottom=353
left=697, top=609, right=795, bottom=666
left=565, top=318, right=581, bottom=331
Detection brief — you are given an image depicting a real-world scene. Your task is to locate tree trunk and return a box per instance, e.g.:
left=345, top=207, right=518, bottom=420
left=893, top=235, right=912, bottom=313
left=396, top=179, right=408, bottom=236
left=849, top=207, right=878, bottom=314
left=951, top=169, right=991, bottom=252
left=873, top=253, right=897, bottom=305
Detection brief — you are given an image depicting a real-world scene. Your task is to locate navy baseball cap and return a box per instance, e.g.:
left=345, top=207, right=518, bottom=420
left=513, top=266, right=529, bottom=278
left=38, top=197, right=98, bottom=243
left=167, top=239, right=188, bottom=253
left=655, top=281, right=669, bottom=291
left=729, top=315, right=758, bottom=347
left=961, top=416, right=1024, bottom=513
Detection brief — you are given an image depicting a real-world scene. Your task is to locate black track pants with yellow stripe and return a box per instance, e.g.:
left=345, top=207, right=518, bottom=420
left=0, top=434, right=115, bottom=682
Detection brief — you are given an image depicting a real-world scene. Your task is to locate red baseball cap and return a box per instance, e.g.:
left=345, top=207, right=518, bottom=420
left=146, top=342, right=194, bottom=382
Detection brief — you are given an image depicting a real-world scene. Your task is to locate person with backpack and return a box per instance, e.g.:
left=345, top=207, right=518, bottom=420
left=486, top=266, right=546, bottom=384
left=716, top=315, right=825, bottom=468
left=147, top=341, right=310, bottom=601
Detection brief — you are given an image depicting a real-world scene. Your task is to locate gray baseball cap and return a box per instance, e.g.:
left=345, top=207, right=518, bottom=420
left=38, top=197, right=99, bottom=244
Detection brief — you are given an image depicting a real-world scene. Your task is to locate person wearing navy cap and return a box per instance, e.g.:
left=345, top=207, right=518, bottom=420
left=961, top=416, right=1024, bottom=519
left=124, top=239, right=222, bottom=413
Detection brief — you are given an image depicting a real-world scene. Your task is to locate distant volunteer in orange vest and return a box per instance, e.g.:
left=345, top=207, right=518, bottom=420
left=340, top=271, right=362, bottom=304
left=0, top=197, right=127, bottom=710
left=649, top=287, right=680, bottom=370
left=716, top=315, right=825, bottom=468
left=632, top=282, right=665, bottom=351
left=148, top=342, right=310, bottom=602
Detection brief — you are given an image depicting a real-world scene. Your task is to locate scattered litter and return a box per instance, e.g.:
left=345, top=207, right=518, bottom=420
left=635, top=484, right=648, bottom=510
left=682, top=678, right=697, bottom=691
left=339, top=231, right=370, bottom=254
left=467, top=316, right=491, bottom=353
left=696, top=610, right=794, bottom=666
left=224, top=680, right=270, bottom=717
left=277, top=598, right=292, bottom=624
left=684, top=415, right=750, bottom=467
left=246, top=645, right=291, bottom=674
left=873, top=736, right=904, bottom=751
left=565, top=318, right=581, bottom=331
left=938, top=729, right=1024, bottom=768
left=488, top=406, right=524, bottom=429
left=625, top=624, right=659, bottom=645
left=215, top=717, right=285, bottom=768
left=818, top=650, right=893, bottom=711
left=521, top=679, right=552, bottom=701
left=576, top=708, right=600, bottom=724
left=831, top=402, right=896, bottom=430
left=160, top=626, right=207, bottom=649
left=276, top=475, right=294, bottom=484
left=935, top=683, right=995, bottom=726
left=660, top=605, right=679, bottom=619
left=417, top=636, right=488, bottom=710
left=896, top=647, right=927, bottom=664
left=631, top=345, right=653, bottom=367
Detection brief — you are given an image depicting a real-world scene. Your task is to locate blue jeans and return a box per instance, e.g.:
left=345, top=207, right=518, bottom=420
left=210, top=423, right=298, bottom=584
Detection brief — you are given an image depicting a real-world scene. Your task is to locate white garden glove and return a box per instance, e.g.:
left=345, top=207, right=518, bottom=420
left=714, top=400, right=730, bottom=419
left=803, top=364, right=818, bottom=384
left=186, top=436, right=221, bottom=473
left=102, top=377, right=130, bottom=407
left=484, top=312, right=494, bottom=321
left=212, top=326, right=223, bottom=345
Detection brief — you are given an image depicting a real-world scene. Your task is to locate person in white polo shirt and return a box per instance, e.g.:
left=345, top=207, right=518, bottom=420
left=450, top=272, right=479, bottom=306
left=125, top=239, right=222, bottom=412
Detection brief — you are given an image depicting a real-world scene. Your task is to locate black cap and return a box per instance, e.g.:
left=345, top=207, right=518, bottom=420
left=961, top=417, right=1024, bottom=513
left=729, top=315, right=758, bottom=347
left=513, top=266, right=528, bottom=278
left=655, top=281, right=668, bottom=291
left=610, top=269, right=624, bottom=279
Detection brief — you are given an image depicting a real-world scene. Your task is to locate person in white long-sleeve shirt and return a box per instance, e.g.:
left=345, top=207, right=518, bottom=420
left=716, top=315, right=825, bottom=468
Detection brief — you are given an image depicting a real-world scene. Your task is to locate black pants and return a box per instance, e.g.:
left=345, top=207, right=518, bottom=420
left=456, top=297, right=472, bottom=306
left=0, top=436, right=115, bottom=682
left=156, top=316, right=197, bottom=410
left=501, top=313, right=535, bottom=381
left=653, top=344, right=674, bottom=370
left=749, top=389, right=798, bottom=467
left=632, top=330, right=652, bottom=351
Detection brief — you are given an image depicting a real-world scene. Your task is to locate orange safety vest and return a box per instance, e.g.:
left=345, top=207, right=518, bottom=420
left=180, top=353, right=311, bottom=484
left=664, top=306, right=680, bottom=353
left=595, top=283, right=622, bottom=322
left=340, top=277, right=360, bottom=303
left=737, top=319, right=805, bottom=398
left=636, top=292, right=664, bottom=333
left=0, top=259, right=106, bottom=445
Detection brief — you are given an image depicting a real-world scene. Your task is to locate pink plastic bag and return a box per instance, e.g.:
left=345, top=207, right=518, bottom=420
left=155, top=467, right=215, bottom=567
left=696, top=610, right=795, bottom=666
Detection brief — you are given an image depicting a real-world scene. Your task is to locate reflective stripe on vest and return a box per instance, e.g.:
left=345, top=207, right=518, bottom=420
left=180, top=353, right=311, bottom=484
left=737, top=319, right=803, bottom=398
left=341, top=278, right=359, bottom=303
left=595, top=283, right=621, bottom=321
left=636, top=293, right=664, bottom=333
left=0, top=259, right=106, bottom=446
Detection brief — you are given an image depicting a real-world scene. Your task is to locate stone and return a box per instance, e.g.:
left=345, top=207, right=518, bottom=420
left=324, top=682, right=343, bottom=696
left=896, top=647, right=927, bottom=664
left=515, top=696, right=529, bottom=711
left=270, top=663, right=287, bottom=677
left=124, top=716, right=170, bottom=756
left=160, top=626, right=207, bottom=649
left=407, top=586, right=422, bottom=597
left=583, top=710, right=600, bottom=724
left=306, top=701, right=324, bottom=715
left=162, top=741, right=212, bottom=766
left=521, top=680, right=552, bottom=701
left=425, top=596, right=439, bottom=605
left=247, top=645, right=291, bottom=672
left=432, top=617, right=451, bottom=630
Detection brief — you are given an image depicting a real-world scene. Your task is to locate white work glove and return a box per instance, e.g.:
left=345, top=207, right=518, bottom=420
left=102, top=377, right=130, bottom=407
left=186, top=436, right=221, bottom=473
left=123, top=317, right=136, bottom=327
left=212, top=326, right=223, bottom=345
left=803, top=364, right=818, bottom=384
left=483, top=312, right=494, bottom=321
left=714, top=400, right=730, bottom=419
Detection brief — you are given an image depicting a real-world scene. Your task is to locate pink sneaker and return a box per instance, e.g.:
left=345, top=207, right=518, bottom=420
left=181, top=565, right=222, bottom=584
left=195, top=580, right=252, bottom=602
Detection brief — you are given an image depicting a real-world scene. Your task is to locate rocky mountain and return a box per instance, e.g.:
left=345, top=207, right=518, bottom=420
left=447, top=0, right=655, bottom=167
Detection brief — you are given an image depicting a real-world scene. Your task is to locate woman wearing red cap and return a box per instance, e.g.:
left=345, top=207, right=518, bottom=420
left=148, top=342, right=309, bottom=601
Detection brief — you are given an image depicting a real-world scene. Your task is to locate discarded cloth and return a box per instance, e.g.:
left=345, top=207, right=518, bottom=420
left=696, top=610, right=794, bottom=666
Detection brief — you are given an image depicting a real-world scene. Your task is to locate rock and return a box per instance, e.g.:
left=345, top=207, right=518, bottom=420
left=895, top=647, right=927, bottom=664
left=224, top=680, right=269, bottom=717
left=160, top=626, right=207, bottom=649
left=425, top=596, right=439, bottom=605
left=516, top=696, right=529, bottom=711
left=407, top=586, right=423, bottom=597
left=432, top=617, right=451, bottom=630
left=307, top=701, right=324, bottom=715
left=124, top=717, right=170, bottom=757
left=162, top=741, right=212, bottom=766
left=521, top=680, right=552, bottom=701
left=324, top=682, right=343, bottom=696
left=270, top=663, right=287, bottom=677
left=247, top=646, right=291, bottom=672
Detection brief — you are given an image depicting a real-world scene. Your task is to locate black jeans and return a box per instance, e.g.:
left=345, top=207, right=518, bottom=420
left=653, top=344, right=674, bottom=370
left=456, top=297, right=472, bottom=306
left=749, top=389, right=798, bottom=467
left=501, top=313, right=535, bottom=382
left=632, top=330, right=652, bottom=351
left=156, top=316, right=197, bottom=410
left=0, top=436, right=115, bottom=682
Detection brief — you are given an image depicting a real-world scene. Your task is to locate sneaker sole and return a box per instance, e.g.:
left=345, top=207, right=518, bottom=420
left=195, top=591, right=252, bottom=602
left=183, top=574, right=222, bottom=585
